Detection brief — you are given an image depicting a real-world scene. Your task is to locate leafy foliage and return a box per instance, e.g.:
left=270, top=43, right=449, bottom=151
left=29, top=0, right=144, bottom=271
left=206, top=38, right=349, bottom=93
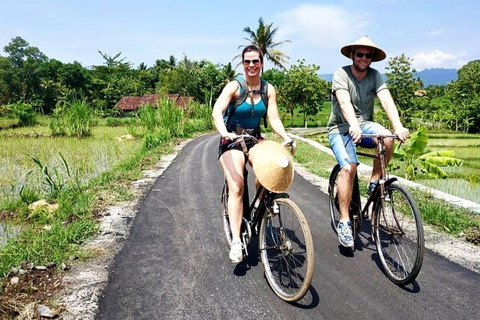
left=392, top=127, right=464, bottom=180
left=446, top=60, right=480, bottom=133
left=6, top=102, right=37, bottom=126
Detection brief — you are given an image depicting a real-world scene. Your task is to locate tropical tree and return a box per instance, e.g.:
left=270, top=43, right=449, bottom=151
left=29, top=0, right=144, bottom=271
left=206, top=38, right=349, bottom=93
left=385, top=54, right=421, bottom=126
left=2, top=36, right=48, bottom=107
left=220, top=62, right=240, bottom=86
left=237, top=17, right=291, bottom=72
left=262, top=68, right=286, bottom=89
left=278, top=59, right=329, bottom=127
left=446, top=60, right=480, bottom=133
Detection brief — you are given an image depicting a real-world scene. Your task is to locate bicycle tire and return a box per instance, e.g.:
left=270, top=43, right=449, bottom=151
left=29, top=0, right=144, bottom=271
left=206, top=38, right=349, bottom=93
left=221, top=182, right=233, bottom=247
left=328, top=164, right=341, bottom=234
left=259, top=197, right=314, bottom=302
left=328, top=164, right=361, bottom=239
left=373, top=182, right=424, bottom=285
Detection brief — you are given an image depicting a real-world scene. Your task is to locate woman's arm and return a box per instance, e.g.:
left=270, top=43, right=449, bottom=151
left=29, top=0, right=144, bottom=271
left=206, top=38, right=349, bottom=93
left=212, top=81, right=238, bottom=139
left=266, top=84, right=295, bottom=152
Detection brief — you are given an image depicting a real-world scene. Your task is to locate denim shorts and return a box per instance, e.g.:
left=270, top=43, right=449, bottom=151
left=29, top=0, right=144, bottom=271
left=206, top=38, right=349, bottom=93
left=328, top=122, right=386, bottom=168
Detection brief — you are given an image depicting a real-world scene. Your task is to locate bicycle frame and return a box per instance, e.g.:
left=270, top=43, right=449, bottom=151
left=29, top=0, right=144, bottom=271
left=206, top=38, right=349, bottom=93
left=239, top=170, right=290, bottom=256
left=355, top=134, right=401, bottom=236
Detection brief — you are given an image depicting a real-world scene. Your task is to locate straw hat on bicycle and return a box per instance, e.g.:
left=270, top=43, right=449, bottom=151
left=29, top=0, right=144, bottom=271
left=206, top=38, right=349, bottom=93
left=341, top=36, right=386, bottom=62
left=249, top=140, right=294, bottom=193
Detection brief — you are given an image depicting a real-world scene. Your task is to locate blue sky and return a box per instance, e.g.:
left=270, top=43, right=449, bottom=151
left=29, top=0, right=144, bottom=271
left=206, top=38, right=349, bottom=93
left=1, top=0, right=479, bottom=74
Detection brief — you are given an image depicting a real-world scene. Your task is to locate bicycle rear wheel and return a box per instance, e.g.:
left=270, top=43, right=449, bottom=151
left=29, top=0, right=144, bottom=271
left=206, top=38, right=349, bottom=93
left=373, top=182, right=424, bottom=285
left=259, top=198, right=314, bottom=302
left=328, top=164, right=341, bottom=233
left=221, top=183, right=233, bottom=247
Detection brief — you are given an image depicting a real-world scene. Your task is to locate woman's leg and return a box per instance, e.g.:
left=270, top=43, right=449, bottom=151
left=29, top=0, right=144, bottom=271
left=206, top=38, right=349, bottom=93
left=219, top=150, right=246, bottom=243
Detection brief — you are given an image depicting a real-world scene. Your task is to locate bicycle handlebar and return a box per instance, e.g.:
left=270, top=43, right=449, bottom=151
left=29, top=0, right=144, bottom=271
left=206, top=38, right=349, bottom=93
left=360, top=133, right=398, bottom=139
left=225, top=133, right=295, bottom=153
left=343, top=132, right=402, bottom=148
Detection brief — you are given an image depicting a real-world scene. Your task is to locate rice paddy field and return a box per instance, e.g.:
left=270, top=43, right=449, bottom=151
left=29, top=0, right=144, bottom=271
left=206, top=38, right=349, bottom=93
left=415, top=135, right=480, bottom=202
left=0, top=121, right=141, bottom=201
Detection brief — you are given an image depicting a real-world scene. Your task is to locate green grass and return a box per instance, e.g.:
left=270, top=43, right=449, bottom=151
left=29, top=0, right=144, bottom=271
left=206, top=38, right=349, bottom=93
left=279, top=101, right=331, bottom=128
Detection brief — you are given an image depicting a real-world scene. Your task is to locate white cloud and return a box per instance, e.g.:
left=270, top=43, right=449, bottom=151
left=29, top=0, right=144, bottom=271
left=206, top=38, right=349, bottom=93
left=411, top=50, right=462, bottom=70
left=426, top=29, right=449, bottom=37
left=274, top=4, right=372, bottom=49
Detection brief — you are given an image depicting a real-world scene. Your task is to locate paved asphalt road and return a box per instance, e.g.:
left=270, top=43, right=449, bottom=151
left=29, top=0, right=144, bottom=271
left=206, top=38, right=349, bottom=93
left=96, top=133, right=480, bottom=320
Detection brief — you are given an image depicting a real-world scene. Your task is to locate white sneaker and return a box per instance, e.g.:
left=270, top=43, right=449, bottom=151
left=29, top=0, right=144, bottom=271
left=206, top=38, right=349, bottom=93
left=229, top=240, right=244, bottom=263
left=337, top=221, right=354, bottom=248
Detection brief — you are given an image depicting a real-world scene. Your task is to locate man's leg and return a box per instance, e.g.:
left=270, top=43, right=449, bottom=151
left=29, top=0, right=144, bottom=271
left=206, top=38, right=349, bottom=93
left=338, top=163, right=357, bottom=222
left=329, top=132, right=357, bottom=248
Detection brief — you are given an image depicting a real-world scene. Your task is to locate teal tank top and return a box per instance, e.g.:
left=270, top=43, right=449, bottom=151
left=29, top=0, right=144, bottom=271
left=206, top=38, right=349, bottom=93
left=226, top=92, right=267, bottom=130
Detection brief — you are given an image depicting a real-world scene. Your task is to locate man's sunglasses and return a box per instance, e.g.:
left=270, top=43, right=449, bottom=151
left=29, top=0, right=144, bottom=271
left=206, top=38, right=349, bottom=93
left=355, top=52, right=373, bottom=59
left=243, top=59, right=261, bottom=65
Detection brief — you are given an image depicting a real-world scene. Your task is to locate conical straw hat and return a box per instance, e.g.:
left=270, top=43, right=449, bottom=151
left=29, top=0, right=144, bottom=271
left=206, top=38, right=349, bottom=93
left=249, top=140, right=294, bottom=193
left=340, top=36, right=386, bottom=62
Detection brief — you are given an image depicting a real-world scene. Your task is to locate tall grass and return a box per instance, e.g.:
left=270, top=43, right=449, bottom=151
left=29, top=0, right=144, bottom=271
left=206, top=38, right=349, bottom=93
left=135, top=98, right=213, bottom=150
left=50, top=100, right=94, bottom=137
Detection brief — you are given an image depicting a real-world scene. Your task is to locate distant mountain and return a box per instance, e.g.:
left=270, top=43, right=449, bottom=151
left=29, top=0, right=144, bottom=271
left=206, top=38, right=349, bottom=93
left=416, top=68, right=457, bottom=86
left=319, top=68, right=458, bottom=86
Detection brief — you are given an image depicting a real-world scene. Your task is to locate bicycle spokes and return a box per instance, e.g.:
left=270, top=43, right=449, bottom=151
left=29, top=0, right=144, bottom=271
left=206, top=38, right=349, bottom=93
left=259, top=198, right=314, bottom=302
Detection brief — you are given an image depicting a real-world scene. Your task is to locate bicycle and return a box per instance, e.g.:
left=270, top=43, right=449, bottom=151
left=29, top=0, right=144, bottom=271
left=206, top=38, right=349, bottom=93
left=221, top=134, right=314, bottom=302
left=328, top=133, right=424, bottom=285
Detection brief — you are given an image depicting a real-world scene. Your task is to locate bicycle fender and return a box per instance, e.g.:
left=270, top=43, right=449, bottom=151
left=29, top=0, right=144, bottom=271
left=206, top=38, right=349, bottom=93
left=272, top=193, right=289, bottom=199
left=384, top=177, right=398, bottom=188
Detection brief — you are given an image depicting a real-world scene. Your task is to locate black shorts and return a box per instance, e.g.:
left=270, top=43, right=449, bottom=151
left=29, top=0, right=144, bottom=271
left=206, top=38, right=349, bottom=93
left=218, top=127, right=263, bottom=158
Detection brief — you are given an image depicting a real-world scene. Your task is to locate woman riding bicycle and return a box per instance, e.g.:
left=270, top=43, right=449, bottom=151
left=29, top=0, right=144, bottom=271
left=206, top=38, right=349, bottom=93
left=327, top=36, right=409, bottom=248
left=212, top=45, right=295, bottom=263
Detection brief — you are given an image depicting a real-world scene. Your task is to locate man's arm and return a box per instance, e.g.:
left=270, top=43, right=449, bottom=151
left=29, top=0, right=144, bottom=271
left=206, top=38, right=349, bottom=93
left=377, top=89, right=409, bottom=142
left=335, top=89, right=362, bottom=143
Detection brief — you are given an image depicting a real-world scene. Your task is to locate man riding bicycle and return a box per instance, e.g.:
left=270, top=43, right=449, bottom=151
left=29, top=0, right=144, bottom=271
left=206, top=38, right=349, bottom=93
left=327, top=36, right=409, bottom=248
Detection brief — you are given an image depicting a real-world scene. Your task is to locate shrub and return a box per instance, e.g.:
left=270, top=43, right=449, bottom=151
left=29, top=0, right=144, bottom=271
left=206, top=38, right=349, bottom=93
left=10, top=102, right=36, bottom=127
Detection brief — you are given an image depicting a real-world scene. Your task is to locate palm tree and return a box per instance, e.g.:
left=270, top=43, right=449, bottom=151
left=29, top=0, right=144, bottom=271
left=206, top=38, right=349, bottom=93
left=221, top=62, right=240, bottom=86
left=236, top=17, right=291, bottom=72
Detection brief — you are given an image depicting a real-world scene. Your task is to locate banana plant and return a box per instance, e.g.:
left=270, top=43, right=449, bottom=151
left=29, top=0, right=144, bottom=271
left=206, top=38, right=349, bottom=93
left=391, top=127, right=464, bottom=180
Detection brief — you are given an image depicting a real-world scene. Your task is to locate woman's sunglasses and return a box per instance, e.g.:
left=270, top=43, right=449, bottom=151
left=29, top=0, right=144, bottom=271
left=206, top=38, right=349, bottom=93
left=355, top=52, right=373, bottom=59
left=243, top=59, right=261, bottom=65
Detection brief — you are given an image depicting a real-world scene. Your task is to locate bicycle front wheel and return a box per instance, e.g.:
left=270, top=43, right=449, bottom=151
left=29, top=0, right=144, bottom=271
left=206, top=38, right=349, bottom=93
left=259, top=198, right=314, bottom=302
left=373, top=182, right=424, bottom=285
